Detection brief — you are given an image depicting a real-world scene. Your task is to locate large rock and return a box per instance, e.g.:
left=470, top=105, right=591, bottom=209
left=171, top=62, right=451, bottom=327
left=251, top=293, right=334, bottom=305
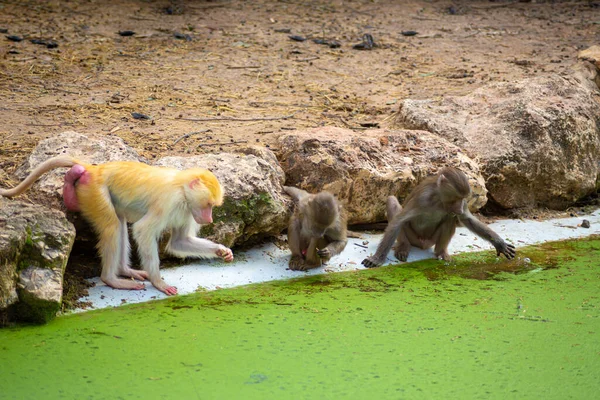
left=578, top=45, right=600, bottom=74
left=394, top=66, right=600, bottom=210
left=155, top=148, right=291, bottom=247
left=0, top=198, right=76, bottom=325
left=15, top=131, right=143, bottom=205
left=275, top=127, right=486, bottom=224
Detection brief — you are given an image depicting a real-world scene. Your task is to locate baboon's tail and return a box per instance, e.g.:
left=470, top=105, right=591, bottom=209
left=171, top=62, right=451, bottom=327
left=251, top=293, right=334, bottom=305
left=0, top=156, right=76, bottom=198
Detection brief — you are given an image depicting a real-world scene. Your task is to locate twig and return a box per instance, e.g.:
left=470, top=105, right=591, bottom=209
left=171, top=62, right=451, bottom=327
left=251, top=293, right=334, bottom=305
left=412, top=16, right=441, bottom=21
left=198, top=140, right=248, bottom=148
left=353, top=243, right=368, bottom=249
left=173, top=87, right=193, bottom=94
left=322, top=112, right=368, bottom=131
left=249, top=101, right=313, bottom=108
left=295, top=56, right=320, bottom=62
left=173, top=129, right=212, bottom=145
left=226, top=65, right=262, bottom=69
left=26, top=123, right=74, bottom=127
left=471, top=2, right=519, bottom=9
left=180, top=113, right=296, bottom=122
left=553, top=224, right=578, bottom=230
left=42, top=85, right=81, bottom=95
left=462, top=31, right=480, bottom=38
left=130, top=16, right=158, bottom=21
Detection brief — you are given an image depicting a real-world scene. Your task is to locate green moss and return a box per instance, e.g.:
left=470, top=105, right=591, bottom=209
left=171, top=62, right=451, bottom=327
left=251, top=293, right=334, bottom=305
left=1, top=237, right=599, bottom=399
left=202, top=192, right=277, bottom=240
left=23, top=226, right=34, bottom=248
left=13, top=294, right=60, bottom=324
left=17, top=226, right=44, bottom=272
left=16, top=223, right=73, bottom=273
left=214, top=192, right=274, bottom=223
left=199, top=223, right=215, bottom=237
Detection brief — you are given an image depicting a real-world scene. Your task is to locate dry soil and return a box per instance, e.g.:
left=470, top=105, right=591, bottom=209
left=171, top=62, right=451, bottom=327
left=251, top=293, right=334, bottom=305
left=1, top=0, right=599, bottom=178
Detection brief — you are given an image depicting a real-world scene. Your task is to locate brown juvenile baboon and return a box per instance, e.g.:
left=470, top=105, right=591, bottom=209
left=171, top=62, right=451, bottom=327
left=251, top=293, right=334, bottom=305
left=362, top=167, right=515, bottom=268
left=284, top=186, right=348, bottom=271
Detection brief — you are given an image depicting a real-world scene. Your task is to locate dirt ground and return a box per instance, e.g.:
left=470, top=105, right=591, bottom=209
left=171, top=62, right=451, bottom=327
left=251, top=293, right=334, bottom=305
left=1, top=0, right=599, bottom=175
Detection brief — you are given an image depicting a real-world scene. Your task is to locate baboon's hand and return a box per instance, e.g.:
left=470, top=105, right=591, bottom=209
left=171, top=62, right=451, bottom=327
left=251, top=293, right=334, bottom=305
left=216, top=247, right=234, bottom=262
left=288, top=255, right=307, bottom=271
left=393, top=248, right=409, bottom=262
left=493, top=240, right=516, bottom=259
left=435, top=250, right=451, bottom=261
left=362, top=255, right=384, bottom=268
left=317, top=247, right=331, bottom=259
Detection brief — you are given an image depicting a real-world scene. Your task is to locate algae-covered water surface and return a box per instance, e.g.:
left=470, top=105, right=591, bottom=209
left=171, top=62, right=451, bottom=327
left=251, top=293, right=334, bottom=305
left=2, top=238, right=599, bottom=399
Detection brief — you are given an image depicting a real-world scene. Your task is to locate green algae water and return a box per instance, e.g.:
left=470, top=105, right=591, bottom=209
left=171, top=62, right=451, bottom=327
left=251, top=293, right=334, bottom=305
left=1, top=238, right=599, bottom=399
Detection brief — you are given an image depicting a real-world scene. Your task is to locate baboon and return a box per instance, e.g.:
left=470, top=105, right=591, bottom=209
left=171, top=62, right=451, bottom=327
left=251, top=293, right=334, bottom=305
left=284, top=186, right=348, bottom=271
left=362, top=167, right=515, bottom=268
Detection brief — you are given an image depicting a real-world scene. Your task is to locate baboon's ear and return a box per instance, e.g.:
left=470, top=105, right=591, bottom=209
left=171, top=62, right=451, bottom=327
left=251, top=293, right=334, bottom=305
left=437, top=173, right=448, bottom=187
left=188, top=178, right=200, bottom=189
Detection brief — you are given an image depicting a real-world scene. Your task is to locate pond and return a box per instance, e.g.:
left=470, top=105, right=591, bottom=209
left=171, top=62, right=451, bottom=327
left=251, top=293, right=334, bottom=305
left=1, top=238, right=599, bottom=399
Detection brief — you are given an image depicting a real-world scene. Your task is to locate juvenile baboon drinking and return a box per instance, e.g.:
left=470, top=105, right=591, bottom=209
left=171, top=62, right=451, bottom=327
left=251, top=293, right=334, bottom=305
left=284, top=186, right=348, bottom=271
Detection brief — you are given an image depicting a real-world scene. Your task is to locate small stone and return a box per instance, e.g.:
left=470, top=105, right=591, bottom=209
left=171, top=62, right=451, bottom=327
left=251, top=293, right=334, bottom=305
left=401, top=31, right=418, bottom=37
left=580, top=219, right=591, bottom=228
left=174, top=32, right=192, bottom=41
left=353, top=34, right=375, bottom=50
left=288, top=35, right=306, bottom=42
left=131, top=112, right=152, bottom=120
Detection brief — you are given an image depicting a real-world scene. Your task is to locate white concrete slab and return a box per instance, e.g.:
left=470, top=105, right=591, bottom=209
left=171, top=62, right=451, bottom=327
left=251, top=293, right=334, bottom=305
left=76, top=210, right=600, bottom=311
